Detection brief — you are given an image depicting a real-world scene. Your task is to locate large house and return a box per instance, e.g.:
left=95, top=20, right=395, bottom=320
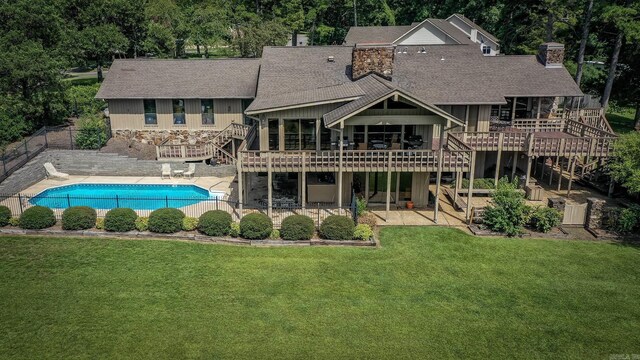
left=96, top=14, right=616, bottom=221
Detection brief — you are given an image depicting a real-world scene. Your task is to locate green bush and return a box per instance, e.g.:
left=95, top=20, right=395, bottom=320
left=19, top=206, right=56, bottom=229
left=483, top=178, right=530, bottom=236
left=61, top=206, right=97, bottom=230
left=239, top=213, right=273, bottom=240
left=182, top=217, right=199, bottom=231
left=353, top=224, right=374, bottom=240
left=529, top=207, right=562, bottom=233
left=269, top=229, right=280, bottom=240
left=615, top=206, right=640, bottom=233
left=280, top=215, right=315, bottom=240
left=229, top=222, right=240, bottom=237
left=198, top=210, right=233, bottom=236
left=320, top=215, right=355, bottom=240
left=461, top=178, right=495, bottom=190
left=95, top=218, right=105, bottom=229
left=356, top=197, right=367, bottom=216
left=8, top=217, right=19, bottom=227
left=148, top=208, right=185, bottom=233
left=0, top=205, right=11, bottom=227
left=135, top=217, right=149, bottom=232
left=74, top=114, right=108, bottom=150
left=104, top=208, right=137, bottom=232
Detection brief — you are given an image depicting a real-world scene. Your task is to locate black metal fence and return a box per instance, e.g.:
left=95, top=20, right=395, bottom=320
left=0, top=124, right=111, bottom=183
left=0, top=193, right=353, bottom=229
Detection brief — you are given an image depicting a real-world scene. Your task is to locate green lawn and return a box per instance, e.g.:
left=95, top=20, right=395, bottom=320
left=1, top=228, right=639, bottom=359
left=607, top=108, right=636, bottom=134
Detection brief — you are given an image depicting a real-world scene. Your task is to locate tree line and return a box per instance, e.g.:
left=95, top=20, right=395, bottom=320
left=0, top=0, right=639, bottom=149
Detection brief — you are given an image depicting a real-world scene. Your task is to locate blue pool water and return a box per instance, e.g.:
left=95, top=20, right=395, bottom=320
left=30, top=184, right=225, bottom=210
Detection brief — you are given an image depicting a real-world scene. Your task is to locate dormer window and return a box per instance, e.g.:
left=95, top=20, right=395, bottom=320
left=482, top=45, right=491, bottom=55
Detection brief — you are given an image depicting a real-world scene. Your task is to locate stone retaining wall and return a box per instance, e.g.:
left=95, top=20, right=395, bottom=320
left=113, top=129, right=219, bottom=145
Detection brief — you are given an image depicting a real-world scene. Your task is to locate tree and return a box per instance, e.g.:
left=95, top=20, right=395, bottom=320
left=76, top=25, right=129, bottom=81
left=575, top=0, right=594, bottom=86
left=600, top=0, right=640, bottom=109
left=609, top=131, right=640, bottom=194
left=233, top=19, right=288, bottom=57
left=186, top=3, right=228, bottom=57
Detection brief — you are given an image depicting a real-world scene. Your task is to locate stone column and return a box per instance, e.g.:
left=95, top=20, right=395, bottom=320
left=585, top=197, right=606, bottom=230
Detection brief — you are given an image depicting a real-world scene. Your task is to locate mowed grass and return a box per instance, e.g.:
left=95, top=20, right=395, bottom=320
left=1, top=228, right=639, bottom=359
left=607, top=108, right=636, bottom=134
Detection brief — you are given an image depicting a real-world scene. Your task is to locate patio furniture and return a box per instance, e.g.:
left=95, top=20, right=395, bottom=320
left=173, top=170, right=184, bottom=178
left=43, top=162, right=69, bottom=180
left=161, top=163, right=172, bottom=179
left=184, top=163, right=196, bottom=179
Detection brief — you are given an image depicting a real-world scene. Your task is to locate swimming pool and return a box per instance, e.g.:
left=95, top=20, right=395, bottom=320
left=29, top=184, right=225, bottom=210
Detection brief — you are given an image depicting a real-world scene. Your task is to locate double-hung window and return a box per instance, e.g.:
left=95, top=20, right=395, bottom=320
left=201, top=99, right=214, bottom=125
left=143, top=99, right=157, bottom=125
left=482, top=45, right=491, bottom=55
left=173, top=99, right=186, bottom=125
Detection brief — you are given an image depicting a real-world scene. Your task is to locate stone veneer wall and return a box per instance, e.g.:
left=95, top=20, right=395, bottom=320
left=585, top=197, right=606, bottom=230
left=113, top=129, right=220, bottom=145
left=538, top=43, right=565, bottom=68
left=351, top=46, right=395, bottom=80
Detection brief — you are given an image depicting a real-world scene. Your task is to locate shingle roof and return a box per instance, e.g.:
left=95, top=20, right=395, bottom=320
left=96, top=59, right=260, bottom=99
left=250, top=45, right=582, bottom=113
left=448, top=13, right=500, bottom=44
left=343, top=25, right=414, bottom=45
left=322, top=76, right=395, bottom=125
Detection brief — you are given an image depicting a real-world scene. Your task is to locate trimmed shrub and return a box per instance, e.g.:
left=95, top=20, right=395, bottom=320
left=356, top=197, right=367, bottom=216
left=320, top=215, right=355, bottom=240
left=616, top=206, right=640, bottom=233
left=95, top=218, right=105, bottom=229
left=104, top=208, right=137, bottom=232
left=280, top=215, right=315, bottom=240
left=483, top=178, right=529, bottom=236
left=353, top=224, right=374, bottom=240
left=229, top=222, right=240, bottom=237
left=529, top=207, right=562, bottom=233
left=0, top=205, right=11, bottom=227
left=19, top=206, right=56, bottom=229
left=239, top=213, right=273, bottom=240
left=198, top=210, right=233, bottom=236
left=135, top=217, right=149, bottom=232
left=182, top=217, right=199, bottom=231
left=8, top=217, right=20, bottom=227
left=148, top=208, right=185, bottom=233
left=269, top=229, right=280, bottom=240
left=61, top=206, right=97, bottom=230
left=357, top=212, right=378, bottom=228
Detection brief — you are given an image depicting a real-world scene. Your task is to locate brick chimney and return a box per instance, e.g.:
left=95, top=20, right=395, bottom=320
left=351, top=45, right=394, bottom=80
left=538, top=42, right=564, bottom=68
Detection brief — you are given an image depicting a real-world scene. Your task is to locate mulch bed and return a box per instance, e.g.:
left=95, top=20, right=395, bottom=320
left=0, top=226, right=377, bottom=247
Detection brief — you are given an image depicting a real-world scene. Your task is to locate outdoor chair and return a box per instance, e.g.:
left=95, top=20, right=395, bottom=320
left=161, top=163, right=172, bottom=179
left=43, top=162, right=69, bottom=180
left=184, top=163, right=196, bottom=179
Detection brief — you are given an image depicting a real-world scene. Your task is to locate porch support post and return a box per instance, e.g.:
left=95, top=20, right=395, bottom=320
left=395, top=172, right=400, bottom=205
left=301, top=152, right=306, bottom=210
left=511, top=97, right=517, bottom=121
left=385, top=152, right=392, bottom=221
left=536, top=97, right=541, bottom=119
left=495, top=132, right=504, bottom=187
left=568, top=156, right=576, bottom=195
left=549, top=156, right=554, bottom=186
left=434, top=148, right=444, bottom=223
left=237, top=155, right=243, bottom=218
left=557, top=156, right=564, bottom=192
left=465, top=105, right=470, bottom=131
left=267, top=153, right=273, bottom=218
left=454, top=171, right=460, bottom=205
left=338, top=124, right=344, bottom=213
left=364, top=171, right=369, bottom=202
left=511, top=152, right=518, bottom=180
left=466, top=150, right=476, bottom=221
left=424, top=172, right=430, bottom=206
left=525, top=133, right=534, bottom=186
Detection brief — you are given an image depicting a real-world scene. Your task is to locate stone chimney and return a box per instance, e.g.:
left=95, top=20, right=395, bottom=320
left=351, top=45, right=395, bottom=80
left=538, top=42, right=564, bottom=68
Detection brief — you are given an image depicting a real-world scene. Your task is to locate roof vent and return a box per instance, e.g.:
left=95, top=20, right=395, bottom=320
left=402, top=48, right=408, bottom=54
left=420, top=47, right=426, bottom=54
left=327, top=56, right=335, bottom=62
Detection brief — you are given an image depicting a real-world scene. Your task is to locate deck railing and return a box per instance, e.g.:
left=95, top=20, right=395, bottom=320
left=239, top=148, right=471, bottom=173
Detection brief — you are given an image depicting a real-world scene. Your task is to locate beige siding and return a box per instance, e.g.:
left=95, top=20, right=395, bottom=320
left=477, top=105, right=491, bottom=132
left=107, top=98, right=245, bottom=131
left=263, top=103, right=344, bottom=119
left=411, top=172, right=431, bottom=207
